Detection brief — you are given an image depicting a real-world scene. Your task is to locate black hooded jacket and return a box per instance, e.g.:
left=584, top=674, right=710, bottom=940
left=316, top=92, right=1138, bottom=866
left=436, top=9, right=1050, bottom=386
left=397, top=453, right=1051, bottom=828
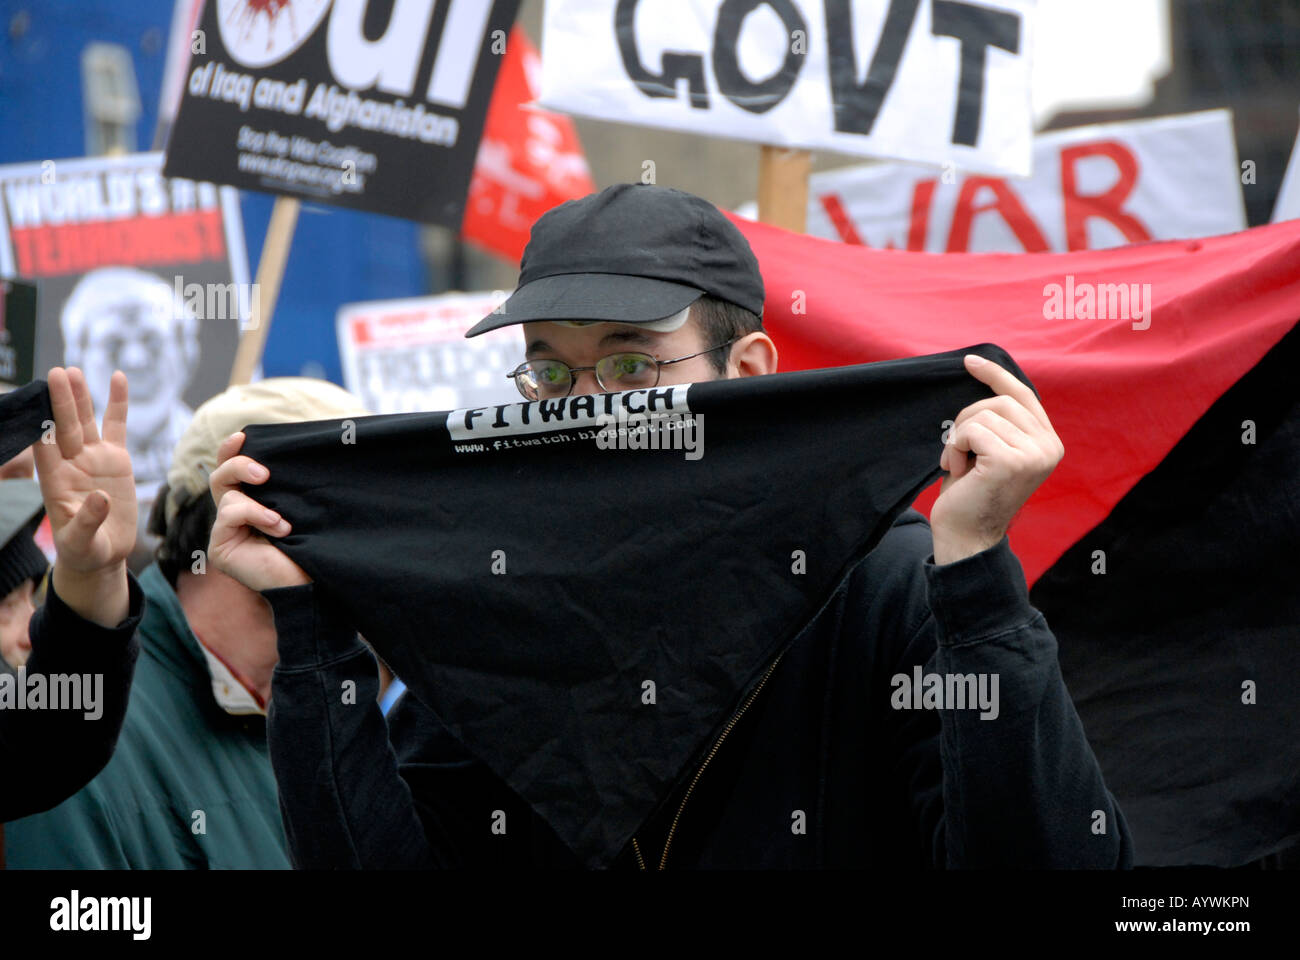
left=262, top=508, right=1133, bottom=870
left=0, top=574, right=142, bottom=825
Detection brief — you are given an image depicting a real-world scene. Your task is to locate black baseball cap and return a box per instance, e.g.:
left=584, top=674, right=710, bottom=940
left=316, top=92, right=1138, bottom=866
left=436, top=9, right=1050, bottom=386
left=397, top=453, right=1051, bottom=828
left=464, top=184, right=765, bottom=338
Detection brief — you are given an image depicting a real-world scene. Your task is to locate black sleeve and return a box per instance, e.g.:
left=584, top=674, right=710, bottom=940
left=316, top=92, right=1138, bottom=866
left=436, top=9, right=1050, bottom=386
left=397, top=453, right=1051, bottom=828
left=383, top=686, right=572, bottom=868
left=264, top=585, right=577, bottom=869
left=0, top=571, right=142, bottom=823
left=887, top=534, right=1134, bottom=869
left=264, top=583, right=455, bottom=868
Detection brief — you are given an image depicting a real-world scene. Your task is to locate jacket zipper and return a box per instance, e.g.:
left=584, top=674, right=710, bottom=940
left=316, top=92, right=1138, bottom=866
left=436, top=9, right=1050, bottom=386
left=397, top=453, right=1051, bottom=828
left=631, top=651, right=785, bottom=871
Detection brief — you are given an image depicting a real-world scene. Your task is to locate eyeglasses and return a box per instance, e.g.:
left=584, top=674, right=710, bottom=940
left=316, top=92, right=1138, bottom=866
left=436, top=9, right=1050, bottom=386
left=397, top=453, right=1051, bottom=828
left=506, top=336, right=743, bottom=400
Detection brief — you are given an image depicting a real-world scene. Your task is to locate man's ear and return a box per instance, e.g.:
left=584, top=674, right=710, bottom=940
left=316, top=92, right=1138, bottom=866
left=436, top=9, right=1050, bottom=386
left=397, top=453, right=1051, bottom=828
left=729, top=331, right=778, bottom=378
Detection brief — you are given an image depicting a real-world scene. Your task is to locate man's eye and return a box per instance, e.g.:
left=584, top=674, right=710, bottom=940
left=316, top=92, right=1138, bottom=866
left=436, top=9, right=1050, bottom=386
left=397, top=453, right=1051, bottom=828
left=613, top=356, right=649, bottom=376
left=537, top=365, right=566, bottom=384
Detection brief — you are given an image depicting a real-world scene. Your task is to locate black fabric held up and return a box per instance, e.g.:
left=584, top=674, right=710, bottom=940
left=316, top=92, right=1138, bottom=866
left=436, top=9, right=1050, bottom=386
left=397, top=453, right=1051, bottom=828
left=240, top=343, right=1031, bottom=868
left=0, top=380, right=52, bottom=464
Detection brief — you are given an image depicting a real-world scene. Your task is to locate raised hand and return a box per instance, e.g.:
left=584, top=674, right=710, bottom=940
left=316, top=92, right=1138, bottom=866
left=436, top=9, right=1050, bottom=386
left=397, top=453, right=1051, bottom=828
left=33, top=367, right=137, bottom=626
left=207, top=430, right=311, bottom=593
left=931, top=355, right=1064, bottom=565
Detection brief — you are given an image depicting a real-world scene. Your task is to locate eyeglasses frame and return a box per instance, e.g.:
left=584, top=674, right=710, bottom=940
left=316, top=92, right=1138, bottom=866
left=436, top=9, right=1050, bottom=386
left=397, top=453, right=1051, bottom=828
left=505, top=334, right=745, bottom=399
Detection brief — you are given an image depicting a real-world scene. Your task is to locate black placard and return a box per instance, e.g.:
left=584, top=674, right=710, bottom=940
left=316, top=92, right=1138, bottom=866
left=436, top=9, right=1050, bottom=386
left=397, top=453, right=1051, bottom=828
left=0, top=279, right=37, bottom=388
left=163, top=0, right=520, bottom=226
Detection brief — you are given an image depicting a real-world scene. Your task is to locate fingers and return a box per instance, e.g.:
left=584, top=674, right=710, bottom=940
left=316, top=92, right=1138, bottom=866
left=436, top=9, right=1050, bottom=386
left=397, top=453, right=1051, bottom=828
left=31, top=423, right=57, bottom=480
left=59, top=489, right=111, bottom=559
left=942, top=444, right=973, bottom=482
left=210, top=432, right=250, bottom=499
left=209, top=450, right=269, bottom=506
left=950, top=394, right=1041, bottom=441
left=214, top=489, right=291, bottom=542
left=951, top=418, right=1017, bottom=462
left=217, top=431, right=246, bottom=466
left=942, top=414, right=1020, bottom=479
left=46, top=367, right=84, bottom=459
left=101, top=371, right=129, bottom=446
left=66, top=367, right=101, bottom=444
left=949, top=357, right=1064, bottom=477
left=964, top=355, right=1050, bottom=429
left=957, top=408, right=1034, bottom=455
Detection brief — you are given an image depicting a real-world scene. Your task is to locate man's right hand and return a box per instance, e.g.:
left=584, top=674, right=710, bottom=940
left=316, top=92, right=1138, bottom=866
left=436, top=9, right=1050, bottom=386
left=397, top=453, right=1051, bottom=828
left=208, top=431, right=311, bottom=592
left=35, top=367, right=137, bottom=627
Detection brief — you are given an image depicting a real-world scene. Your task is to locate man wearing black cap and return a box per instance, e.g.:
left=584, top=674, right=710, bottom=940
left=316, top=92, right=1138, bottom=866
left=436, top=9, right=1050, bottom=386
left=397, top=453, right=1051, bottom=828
left=461, top=182, right=774, bottom=373
left=210, top=184, right=1130, bottom=869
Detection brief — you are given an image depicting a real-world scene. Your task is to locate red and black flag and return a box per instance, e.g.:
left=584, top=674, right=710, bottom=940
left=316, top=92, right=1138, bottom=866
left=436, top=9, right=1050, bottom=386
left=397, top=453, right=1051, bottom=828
left=734, top=214, right=1300, bottom=866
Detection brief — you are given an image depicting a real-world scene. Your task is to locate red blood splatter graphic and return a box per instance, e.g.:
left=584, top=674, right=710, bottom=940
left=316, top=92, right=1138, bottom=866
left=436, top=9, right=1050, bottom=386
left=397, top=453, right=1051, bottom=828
left=228, top=0, right=298, bottom=51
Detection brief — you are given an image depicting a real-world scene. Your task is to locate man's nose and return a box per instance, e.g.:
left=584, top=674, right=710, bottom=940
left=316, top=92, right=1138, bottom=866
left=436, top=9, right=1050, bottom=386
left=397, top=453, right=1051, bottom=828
left=118, top=338, right=152, bottom=369
left=570, top=369, right=604, bottom=396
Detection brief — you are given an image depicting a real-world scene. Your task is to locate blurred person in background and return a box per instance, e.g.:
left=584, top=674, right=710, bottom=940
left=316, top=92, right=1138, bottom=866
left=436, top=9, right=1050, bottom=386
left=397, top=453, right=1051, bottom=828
left=1, top=368, right=142, bottom=864
left=0, top=448, right=35, bottom=482
left=4, top=378, right=369, bottom=870
left=0, top=478, right=47, bottom=671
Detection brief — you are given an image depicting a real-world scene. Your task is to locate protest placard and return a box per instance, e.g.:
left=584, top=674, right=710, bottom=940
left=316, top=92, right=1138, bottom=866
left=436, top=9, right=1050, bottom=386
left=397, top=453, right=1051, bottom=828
left=337, top=291, right=522, bottom=414
left=540, top=0, right=1036, bottom=177
left=0, top=281, right=37, bottom=390
left=164, top=0, right=521, bottom=225
left=0, top=152, right=249, bottom=501
left=753, top=111, right=1246, bottom=251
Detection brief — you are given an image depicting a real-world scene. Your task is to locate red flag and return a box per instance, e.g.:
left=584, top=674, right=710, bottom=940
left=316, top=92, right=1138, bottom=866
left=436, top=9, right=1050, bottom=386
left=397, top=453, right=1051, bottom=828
left=461, top=28, right=595, bottom=263
left=730, top=214, right=1300, bottom=587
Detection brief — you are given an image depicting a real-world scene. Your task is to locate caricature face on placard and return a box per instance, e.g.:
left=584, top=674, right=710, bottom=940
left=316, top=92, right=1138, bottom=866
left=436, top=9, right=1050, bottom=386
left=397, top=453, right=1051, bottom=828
left=60, top=266, right=200, bottom=485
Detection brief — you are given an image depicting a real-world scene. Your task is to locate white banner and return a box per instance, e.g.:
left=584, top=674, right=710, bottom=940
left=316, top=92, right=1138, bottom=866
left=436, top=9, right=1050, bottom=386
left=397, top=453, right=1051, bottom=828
left=1272, top=110, right=1300, bottom=223
left=540, top=0, right=1036, bottom=177
left=755, top=110, right=1245, bottom=251
left=337, top=292, right=523, bottom=415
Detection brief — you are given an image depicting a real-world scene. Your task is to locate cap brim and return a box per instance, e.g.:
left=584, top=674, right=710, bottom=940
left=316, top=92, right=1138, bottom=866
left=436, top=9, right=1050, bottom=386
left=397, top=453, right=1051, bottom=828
left=464, top=273, right=705, bottom=338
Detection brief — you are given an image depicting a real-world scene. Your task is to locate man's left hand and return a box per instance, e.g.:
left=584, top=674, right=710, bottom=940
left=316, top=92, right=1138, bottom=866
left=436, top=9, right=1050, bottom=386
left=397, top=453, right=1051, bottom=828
left=930, top=355, right=1064, bottom=565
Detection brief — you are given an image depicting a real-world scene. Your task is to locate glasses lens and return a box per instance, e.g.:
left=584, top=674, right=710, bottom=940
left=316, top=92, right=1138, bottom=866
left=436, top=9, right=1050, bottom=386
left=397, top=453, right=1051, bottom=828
left=597, top=353, right=658, bottom=390
left=517, top=360, right=572, bottom=400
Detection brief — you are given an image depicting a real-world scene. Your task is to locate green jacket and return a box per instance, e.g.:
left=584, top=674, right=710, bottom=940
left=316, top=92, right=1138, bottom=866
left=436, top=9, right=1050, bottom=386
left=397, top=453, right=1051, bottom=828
left=5, top=564, right=290, bottom=869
